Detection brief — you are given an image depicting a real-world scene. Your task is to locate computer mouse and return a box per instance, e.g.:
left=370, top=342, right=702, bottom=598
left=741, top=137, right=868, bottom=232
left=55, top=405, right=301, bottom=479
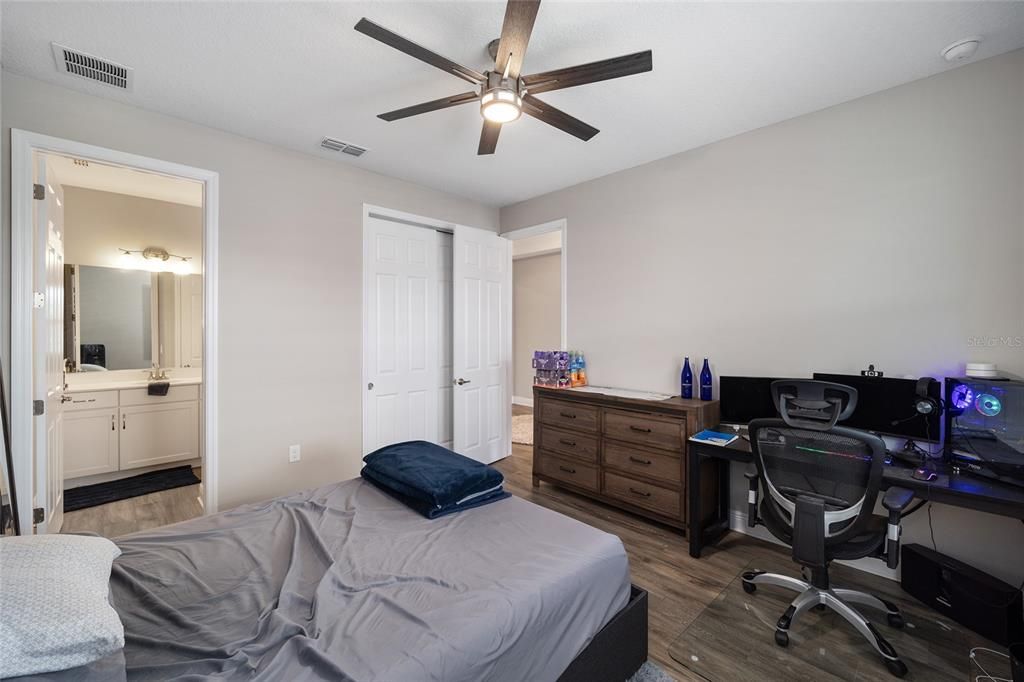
left=912, top=467, right=938, bottom=482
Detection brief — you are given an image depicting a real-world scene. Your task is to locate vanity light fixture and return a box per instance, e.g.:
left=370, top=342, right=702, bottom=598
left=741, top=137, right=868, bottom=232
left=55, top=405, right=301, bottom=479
left=119, top=247, right=192, bottom=274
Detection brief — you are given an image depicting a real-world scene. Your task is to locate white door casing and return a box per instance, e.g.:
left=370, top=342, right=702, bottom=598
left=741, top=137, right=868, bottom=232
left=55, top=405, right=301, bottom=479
left=453, top=225, right=511, bottom=464
left=34, top=157, right=65, bottom=533
left=362, top=216, right=440, bottom=454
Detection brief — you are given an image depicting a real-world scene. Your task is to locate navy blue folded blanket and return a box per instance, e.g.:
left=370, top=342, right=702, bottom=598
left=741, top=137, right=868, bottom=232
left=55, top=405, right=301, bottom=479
left=361, top=440, right=510, bottom=519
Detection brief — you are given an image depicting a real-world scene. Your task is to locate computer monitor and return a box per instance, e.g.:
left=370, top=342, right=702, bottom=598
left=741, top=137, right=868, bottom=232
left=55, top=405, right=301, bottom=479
left=812, top=373, right=941, bottom=442
left=719, top=376, right=781, bottom=425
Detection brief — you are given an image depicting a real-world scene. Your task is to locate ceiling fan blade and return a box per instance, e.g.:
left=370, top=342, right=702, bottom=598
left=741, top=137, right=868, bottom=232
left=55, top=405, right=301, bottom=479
left=522, top=94, right=599, bottom=141
left=494, top=0, right=541, bottom=80
left=355, top=18, right=486, bottom=85
left=378, top=92, right=479, bottom=122
left=478, top=120, right=502, bottom=155
left=522, top=50, right=652, bottom=95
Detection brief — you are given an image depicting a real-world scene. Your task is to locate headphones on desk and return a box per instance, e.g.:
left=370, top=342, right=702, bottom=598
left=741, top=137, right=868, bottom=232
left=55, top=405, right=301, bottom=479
left=913, top=377, right=941, bottom=416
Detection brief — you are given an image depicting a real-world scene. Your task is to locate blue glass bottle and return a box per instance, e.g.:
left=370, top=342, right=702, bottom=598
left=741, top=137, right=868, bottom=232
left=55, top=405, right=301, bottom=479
left=681, top=357, right=693, bottom=399
left=699, top=358, right=713, bottom=401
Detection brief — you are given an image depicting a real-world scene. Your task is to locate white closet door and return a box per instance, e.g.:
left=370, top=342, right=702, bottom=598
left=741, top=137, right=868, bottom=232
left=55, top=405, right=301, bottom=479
left=437, top=233, right=454, bottom=450
left=179, top=274, right=203, bottom=368
left=453, top=225, right=510, bottom=464
left=363, top=217, right=439, bottom=454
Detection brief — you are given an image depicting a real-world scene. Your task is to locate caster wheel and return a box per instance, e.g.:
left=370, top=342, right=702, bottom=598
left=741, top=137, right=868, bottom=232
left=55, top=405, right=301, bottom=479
left=742, top=581, right=756, bottom=594
left=884, top=658, right=908, bottom=678
left=887, top=613, right=905, bottom=629
left=774, top=630, right=789, bottom=648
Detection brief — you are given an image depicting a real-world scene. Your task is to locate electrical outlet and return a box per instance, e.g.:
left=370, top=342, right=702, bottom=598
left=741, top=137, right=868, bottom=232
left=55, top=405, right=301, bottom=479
left=288, top=444, right=301, bottom=463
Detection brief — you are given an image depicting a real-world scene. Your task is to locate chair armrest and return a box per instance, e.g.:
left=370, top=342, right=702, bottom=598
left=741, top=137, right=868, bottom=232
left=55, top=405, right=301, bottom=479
left=882, top=486, right=915, bottom=513
left=744, top=464, right=759, bottom=528
left=881, top=486, right=915, bottom=569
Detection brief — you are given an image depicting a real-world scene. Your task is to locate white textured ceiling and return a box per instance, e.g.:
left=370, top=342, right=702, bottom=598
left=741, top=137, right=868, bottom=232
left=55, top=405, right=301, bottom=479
left=4, top=2, right=1024, bottom=207
left=46, top=154, right=203, bottom=207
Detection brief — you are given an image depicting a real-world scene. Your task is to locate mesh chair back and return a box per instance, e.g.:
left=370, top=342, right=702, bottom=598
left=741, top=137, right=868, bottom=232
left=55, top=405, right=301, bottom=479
left=749, top=419, right=886, bottom=545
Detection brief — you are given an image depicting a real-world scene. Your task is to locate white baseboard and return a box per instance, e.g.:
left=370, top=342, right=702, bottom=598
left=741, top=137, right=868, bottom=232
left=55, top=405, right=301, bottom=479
left=512, top=395, right=534, bottom=408
left=727, top=509, right=899, bottom=582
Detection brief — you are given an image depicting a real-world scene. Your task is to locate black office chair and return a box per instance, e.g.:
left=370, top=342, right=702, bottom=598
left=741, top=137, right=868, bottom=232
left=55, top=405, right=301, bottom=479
left=742, top=379, right=916, bottom=678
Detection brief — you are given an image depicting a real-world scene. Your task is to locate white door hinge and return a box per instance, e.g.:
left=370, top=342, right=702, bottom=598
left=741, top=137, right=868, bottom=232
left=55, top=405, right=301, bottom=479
left=33, top=292, right=45, bottom=309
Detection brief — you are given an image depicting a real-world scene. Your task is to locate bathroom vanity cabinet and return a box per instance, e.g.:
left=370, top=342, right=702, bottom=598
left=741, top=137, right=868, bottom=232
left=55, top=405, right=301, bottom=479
left=64, top=384, right=201, bottom=480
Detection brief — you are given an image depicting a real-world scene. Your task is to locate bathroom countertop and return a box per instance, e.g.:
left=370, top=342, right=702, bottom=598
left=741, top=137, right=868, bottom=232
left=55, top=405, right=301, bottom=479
left=65, top=377, right=203, bottom=393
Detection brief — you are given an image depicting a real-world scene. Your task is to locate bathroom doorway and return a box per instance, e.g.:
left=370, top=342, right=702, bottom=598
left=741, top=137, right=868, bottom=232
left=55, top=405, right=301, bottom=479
left=10, top=130, right=219, bottom=536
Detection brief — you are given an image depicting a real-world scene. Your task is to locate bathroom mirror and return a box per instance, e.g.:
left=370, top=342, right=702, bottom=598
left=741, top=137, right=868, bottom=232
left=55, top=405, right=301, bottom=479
left=65, top=264, right=204, bottom=372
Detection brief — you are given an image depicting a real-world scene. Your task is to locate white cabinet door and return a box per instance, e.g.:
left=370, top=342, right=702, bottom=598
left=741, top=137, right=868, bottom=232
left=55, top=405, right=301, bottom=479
left=362, top=216, right=439, bottom=453
left=63, top=409, right=119, bottom=479
left=452, top=225, right=510, bottom=464
left=119, top=402, right=200, bottom=470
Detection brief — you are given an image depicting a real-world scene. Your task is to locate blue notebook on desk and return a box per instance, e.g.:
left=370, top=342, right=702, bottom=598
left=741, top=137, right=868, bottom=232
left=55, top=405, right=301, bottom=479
left=689, top=429, right=739, bottom=446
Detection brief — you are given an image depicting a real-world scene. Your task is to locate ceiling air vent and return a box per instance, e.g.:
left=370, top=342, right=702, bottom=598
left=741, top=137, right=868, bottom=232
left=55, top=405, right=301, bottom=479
left=320, top=137, right=368, bottom=157
left=51, top=42, right=133, bottom=90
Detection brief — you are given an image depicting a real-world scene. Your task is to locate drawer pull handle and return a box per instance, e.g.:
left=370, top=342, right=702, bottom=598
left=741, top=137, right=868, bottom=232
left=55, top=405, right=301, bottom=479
left=629, top=487, right=652, bottom=498
left=559, top=412, right=577, bottom=419
left=629, top=425, right=652, bottom=433
left=559, top=439, right=577, bottom=447
left=111, top=415, right=115, bottom=431
left=558, top=466, right=577, bottom=474
left=628, top=456, right=652, bottom=465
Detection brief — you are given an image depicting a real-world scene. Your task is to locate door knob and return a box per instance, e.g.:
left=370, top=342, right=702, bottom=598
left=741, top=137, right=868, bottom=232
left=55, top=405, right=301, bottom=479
left=454, top=378, right=471, bottom=386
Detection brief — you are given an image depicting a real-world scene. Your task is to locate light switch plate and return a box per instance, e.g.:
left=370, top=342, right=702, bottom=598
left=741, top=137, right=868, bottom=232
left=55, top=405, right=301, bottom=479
left=288, top=444, right=301, bottom=463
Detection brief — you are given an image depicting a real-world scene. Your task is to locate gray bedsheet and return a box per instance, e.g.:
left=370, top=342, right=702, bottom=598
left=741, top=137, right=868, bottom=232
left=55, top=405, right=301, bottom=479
left=57, top=479, right=630, bottom=681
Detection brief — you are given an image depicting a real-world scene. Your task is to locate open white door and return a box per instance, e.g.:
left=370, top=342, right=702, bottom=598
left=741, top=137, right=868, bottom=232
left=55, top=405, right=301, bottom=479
left=362, top=216, right=440, bottom=454
left=453, top=225, right=510, bottom=464
left=33, top=156, right=65, bottom=533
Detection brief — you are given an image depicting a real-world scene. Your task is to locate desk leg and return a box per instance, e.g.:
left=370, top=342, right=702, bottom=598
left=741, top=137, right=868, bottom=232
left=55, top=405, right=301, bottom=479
left=688, top=452, right=704, bottom=558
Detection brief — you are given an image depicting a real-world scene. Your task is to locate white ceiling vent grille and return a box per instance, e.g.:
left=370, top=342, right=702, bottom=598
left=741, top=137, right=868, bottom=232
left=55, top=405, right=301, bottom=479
left=320, top=137, right=368, bottom=157
left=51, top=43, right=133, bottom=90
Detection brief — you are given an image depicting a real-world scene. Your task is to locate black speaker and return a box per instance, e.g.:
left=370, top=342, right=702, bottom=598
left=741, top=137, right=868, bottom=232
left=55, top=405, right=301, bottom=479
left=901, top=544, right=1023, bottom=646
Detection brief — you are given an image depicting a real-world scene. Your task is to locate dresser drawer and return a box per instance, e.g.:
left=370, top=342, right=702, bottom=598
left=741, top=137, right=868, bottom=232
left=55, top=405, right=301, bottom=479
left=604, top=472, right=682, bottom=519
left=120, top=384, right=200, bottom=407
left=603, top=441, right=682, bottom=486
left=63, top=390, right=118, bottom=412
left=539, top=398, right=599, bottom=433
left=604, top=409, right=684, bottom=452
left=537, top=453, right=599, bottom=492
left=540, top=427, right=598, bottom=463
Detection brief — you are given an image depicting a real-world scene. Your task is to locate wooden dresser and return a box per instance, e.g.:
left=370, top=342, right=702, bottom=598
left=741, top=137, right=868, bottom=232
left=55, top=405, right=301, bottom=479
left=532, top=386, right=719, bottom=531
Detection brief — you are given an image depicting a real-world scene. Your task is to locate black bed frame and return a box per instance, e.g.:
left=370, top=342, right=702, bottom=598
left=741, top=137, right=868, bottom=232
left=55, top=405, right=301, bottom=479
left=558, top=584, right=649, bottom=682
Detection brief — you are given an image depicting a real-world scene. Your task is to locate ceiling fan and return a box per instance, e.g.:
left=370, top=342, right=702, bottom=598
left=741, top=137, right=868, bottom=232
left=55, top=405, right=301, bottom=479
left=354, top=1, right=653, bottom=155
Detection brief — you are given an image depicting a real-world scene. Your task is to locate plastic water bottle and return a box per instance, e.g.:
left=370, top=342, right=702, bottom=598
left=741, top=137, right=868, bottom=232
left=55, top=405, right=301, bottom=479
left=699, top=358, right=713, bottom=401
left=681, top=357, right=693, bottom=399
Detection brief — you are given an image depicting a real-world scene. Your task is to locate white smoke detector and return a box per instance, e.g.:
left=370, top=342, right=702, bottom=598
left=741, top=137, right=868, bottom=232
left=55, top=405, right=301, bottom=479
left=941, top=37, right=981, bottom=63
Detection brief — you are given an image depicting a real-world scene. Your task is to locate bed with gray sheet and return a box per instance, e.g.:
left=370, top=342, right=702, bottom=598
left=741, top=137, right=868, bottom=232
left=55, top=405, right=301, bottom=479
left=28, top=478, right=632, bottom=681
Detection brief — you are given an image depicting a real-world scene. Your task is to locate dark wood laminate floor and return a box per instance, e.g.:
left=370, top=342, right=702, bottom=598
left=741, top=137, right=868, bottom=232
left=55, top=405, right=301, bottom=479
left=500, top=406, right=810, bottom=682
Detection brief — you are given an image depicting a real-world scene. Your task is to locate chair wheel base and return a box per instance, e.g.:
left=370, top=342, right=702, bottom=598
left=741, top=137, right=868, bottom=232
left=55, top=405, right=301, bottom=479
left=742, top=581, right=756, bottom=594
left=887, top=613, right=905, bottom=629
left=774, top=630, right=789, bottom=647
left=884, top=657, right=908, bottom=678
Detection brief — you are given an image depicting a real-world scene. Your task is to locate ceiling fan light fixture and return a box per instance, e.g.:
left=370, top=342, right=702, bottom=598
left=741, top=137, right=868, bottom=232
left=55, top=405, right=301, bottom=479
left=480, top=86, right=522, bottom=123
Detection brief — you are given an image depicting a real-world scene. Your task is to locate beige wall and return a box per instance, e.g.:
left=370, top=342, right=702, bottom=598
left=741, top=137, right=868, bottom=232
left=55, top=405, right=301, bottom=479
left=63, top=186, right=202, bottom=269
left=2, top=71, right=498, bottom=511
left=513, top=253, right=561, bottom=400
left=501, top=50, right=1024, bottom=584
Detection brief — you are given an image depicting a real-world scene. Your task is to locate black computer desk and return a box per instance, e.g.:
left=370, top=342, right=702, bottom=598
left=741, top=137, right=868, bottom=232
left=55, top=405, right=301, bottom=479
left=687, top=427, right=1024, bottom=558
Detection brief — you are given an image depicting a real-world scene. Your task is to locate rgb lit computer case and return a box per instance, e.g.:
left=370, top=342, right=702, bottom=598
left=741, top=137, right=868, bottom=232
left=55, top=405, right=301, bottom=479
left=944, top=377, right=1024, bottom=485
